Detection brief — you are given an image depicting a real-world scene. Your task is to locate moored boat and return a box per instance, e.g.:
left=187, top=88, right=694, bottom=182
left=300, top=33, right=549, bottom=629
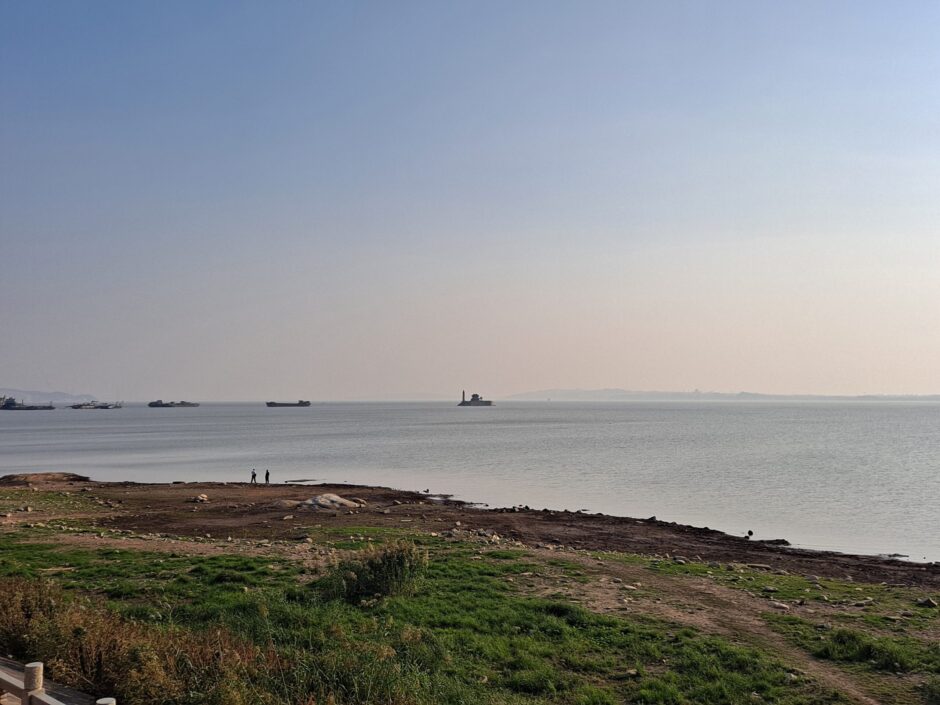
left=1, top=396, right=55, bottom=410
left=70, top=401, right=123, bottom=409
left=148, top=400, right=200, bottom=408
left=266, top=400, right=311, bottom=407
left=458, top=391, right=493, bottom=406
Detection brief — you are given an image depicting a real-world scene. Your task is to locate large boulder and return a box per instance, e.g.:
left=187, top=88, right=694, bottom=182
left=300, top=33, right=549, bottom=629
left=303, top=494, right=362, bottom=510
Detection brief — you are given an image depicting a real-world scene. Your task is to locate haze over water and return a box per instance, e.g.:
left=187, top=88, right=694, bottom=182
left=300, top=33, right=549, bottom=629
left=1, top=401, right=937, bottom=562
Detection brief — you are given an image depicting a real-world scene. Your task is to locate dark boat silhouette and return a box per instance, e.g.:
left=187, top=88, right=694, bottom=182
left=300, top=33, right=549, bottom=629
left=266, top=400, right=311, bottom=407
left=1, top=396, right=55, bottom=410
left=70, top=401, right=123, bottom=409
left=148, top=400, right=200, bottom=408
left=458, top=391, right=492, bottom=406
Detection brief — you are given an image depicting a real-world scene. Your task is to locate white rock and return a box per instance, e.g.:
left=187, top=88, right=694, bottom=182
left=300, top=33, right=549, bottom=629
left=302, top=493, right=360, bottom=509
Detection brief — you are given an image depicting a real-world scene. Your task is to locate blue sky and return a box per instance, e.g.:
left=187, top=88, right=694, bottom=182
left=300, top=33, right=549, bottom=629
left=2, top=1, right=939, bottom=399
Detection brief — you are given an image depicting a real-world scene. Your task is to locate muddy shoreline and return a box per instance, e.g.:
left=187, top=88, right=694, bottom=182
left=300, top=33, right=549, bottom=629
left=4, top=472, right=938, bottom=588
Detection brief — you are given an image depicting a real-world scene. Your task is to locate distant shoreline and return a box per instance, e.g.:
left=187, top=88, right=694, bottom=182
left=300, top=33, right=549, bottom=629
left=506, top=388, right=940, bottom=402
left=7, top=382, right=940, bottom=406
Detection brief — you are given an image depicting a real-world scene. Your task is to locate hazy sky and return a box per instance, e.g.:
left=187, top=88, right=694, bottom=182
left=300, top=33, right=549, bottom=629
left=2, top=1, right=939, bottom=400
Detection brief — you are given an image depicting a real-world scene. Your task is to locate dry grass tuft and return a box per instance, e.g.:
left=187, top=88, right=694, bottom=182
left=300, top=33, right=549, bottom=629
left=0, top=577, right=272, bottom=704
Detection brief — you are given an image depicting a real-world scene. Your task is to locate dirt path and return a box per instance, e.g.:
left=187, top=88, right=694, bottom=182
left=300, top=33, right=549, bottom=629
left=522, top=550, right=885, bottom=705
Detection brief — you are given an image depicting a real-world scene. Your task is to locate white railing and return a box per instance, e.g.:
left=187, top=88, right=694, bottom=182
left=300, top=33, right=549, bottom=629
left=0, top=662, right=115, bottom=705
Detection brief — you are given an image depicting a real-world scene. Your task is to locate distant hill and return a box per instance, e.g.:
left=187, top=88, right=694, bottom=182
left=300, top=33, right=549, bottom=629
left=0, top=387, right=96, bottom=404
left=505, top=388, right=940, bottom=402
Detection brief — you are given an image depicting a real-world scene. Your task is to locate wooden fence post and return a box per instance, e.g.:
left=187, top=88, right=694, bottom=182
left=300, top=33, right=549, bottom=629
left=23, top=662, right=43, bottom=692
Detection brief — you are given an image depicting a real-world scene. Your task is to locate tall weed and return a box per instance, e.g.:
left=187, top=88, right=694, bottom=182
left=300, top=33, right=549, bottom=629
left=315, top=542, right=428, bottom=604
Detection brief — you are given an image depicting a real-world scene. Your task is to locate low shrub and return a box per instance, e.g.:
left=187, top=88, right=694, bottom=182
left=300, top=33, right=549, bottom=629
left=315, top=542, right=428, bottom=604
left=815, top=628, right=917, bottom=672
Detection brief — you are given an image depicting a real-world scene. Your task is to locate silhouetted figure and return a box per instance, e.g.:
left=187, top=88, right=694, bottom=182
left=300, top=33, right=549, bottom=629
left=265, top=469, right=270, bottom=484
left=250, top=469, right=257, bottom=485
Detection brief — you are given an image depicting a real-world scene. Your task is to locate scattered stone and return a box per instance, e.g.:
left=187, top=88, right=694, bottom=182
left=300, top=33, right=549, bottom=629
left=191, top=494, right=209, bottom=503
left=769, top=601, right=790, bottom=610
left=916, top=597, right=938, bottom=608
left=762, top=586, right=779, bottom=593
left=282, top=515, right=294, bottom=521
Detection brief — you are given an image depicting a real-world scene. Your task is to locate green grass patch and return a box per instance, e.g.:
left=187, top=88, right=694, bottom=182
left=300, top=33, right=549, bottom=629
left=767, top=614, right=940, bottom=674
left=0, top=532, right=855, bottom=704
left=379, top=548, right=848, bottom=704
left=485, top=549, right=531, bottom=560
left=605, top=552, right=940, bottom=631
left=0, top=489, right=104, bottom=515
left=0, top=535, right=303, bottom=610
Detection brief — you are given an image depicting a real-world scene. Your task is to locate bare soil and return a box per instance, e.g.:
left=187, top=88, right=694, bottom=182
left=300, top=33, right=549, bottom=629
left=5, top=473, right=938, bottom=589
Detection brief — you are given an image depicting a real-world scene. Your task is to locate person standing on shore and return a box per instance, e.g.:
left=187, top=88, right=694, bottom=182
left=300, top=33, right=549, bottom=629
left=250, top=469, right=257, bottom=485
left=265, top=469, right=270, bottom=484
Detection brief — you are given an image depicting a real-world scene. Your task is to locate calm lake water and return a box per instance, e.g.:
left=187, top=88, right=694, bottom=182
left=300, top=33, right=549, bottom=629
left=1, top=401, right=937, bottom=562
